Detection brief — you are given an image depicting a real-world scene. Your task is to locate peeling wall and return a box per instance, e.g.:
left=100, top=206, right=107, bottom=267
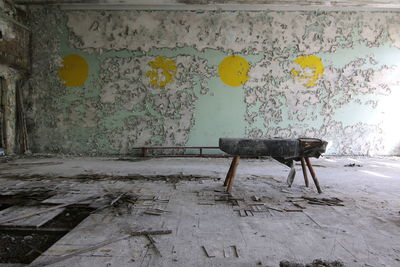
left=0, top=65, right=20, bottom=154
left=28, top=7, right=400, bottom=155
left=0, top=1, right=30, bottom=69
left=0, top=0, right=28, bottom=154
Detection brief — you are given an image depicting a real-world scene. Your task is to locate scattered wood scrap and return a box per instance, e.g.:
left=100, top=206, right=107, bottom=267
left=286, top=196, right=344, bottom=207
left=232, top=245, right=239, bottom=258
left=31, top=229, right=172, bottom=266
left=202, top=245, right=216, bottom=258
left=91, top=192, right=138, bottom=214
left=238, top=209, right=254, bottom=217
left=264, top=206, right=284, bottom=212
left=302, top=197, right=344, bottom=206
left=344, top=163, right=362, bottom=167
left=223, top=245, right=240, bottom=258
left=289, top=201, right=306, bottom=209
left=215, top=194, right=244, bottom=204
left=146, top=234, right=162, bottom=256
left=284, top=209, right=303, bottom=212
left=143, top=208, right=170, bottom=216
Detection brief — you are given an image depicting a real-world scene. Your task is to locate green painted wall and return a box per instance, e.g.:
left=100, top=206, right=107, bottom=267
left=28, top=8, right=400, bottom=155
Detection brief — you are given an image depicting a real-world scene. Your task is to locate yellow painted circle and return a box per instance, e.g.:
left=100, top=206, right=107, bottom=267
left=291, top=55, right=324, bottom=87
left=58, top=54, right=89, bottom=87
left=218, top=56, right=250, bottom=87
left=146, top=56, right=177, bottom=88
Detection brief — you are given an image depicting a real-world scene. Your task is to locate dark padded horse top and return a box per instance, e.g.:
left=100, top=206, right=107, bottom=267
left=219, top=138, right=327, bottom=159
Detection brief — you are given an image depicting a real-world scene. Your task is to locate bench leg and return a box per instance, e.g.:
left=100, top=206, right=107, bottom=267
left=286, top=160, right=296, bottom=187
left=300, top=157, right=309, bottom=187
left=305, top=157, right=322, bottom=193
left=224, top=157, right=235, bottom=186
left=141, top=147, right=148, bottom=157
left=226, top=156, right=240, bottom=193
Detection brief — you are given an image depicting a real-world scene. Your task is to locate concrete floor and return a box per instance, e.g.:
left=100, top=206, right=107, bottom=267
left=0, top=156, right=399, bottom=266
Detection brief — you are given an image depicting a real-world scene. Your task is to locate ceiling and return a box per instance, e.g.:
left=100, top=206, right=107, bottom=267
left=12, top=0, right=400, bottom=11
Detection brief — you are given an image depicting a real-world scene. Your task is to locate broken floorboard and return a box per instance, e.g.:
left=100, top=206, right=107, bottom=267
left=0, top=206, right=65, bottom=227
left=30, top=229, right=172, bottom=266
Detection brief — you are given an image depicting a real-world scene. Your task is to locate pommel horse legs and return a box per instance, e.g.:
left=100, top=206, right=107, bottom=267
left=223, top=156, right=322, bottom=193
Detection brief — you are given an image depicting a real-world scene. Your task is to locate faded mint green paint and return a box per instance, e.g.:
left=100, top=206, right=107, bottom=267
left=52, top=12, right=120, bottom=153
left=57, top=12, right=103, bottom=115
left=332, top=94, right=387, bottom=127
left=98, top=50, right=145, bottom=60
left=187, top=77, right=246, bottom=146
left=72, top=103, right=86, bottom=115
left=333, top=101, right=377, bottom=127
left=144, top=47, right=264, bottom=146
left=29, top=9, right=400, bottom=156
left=64, top=127, right=95, bottom=151
left=145, top=103, right=163, bottom=119
left=318, top=43, right=400, bottom=70
left=190, top=75, right=203, bottom=96
left=52, top=36, right=397, bottom=149
left=56, top=11, right=268, bottom=149
left=102, top=110, right=134, bottom=129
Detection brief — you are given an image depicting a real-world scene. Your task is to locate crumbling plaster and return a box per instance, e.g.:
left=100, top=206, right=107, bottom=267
left=0, top=65, right=19, bottom=154
left=28, top=7, right=400, bottom=155
left=0, top=0, right=28, bottom=154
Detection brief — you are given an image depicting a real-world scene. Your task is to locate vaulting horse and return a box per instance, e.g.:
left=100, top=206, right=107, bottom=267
left=219, top=138, right=328, bottom=193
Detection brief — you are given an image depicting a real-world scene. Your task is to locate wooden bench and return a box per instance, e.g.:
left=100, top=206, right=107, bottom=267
left=134, top=146, right=221, bottom=157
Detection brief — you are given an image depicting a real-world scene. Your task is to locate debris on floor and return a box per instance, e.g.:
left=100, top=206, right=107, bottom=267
left=32, top=229, right=172, bottom=266
left=287, top=196, right=344, bottom=207
left=202, top=245, right=216, bottom=258
left=91, top=192, right=138, bottom=215
left=280, top=259, right=345, bottom=267
left=344, top=163, right=363, bottom=167
left=0, top=156, right=399, bottom=266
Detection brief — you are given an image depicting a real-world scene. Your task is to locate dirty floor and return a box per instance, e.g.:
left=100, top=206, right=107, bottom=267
left=0, top=156, right=399, bottom=267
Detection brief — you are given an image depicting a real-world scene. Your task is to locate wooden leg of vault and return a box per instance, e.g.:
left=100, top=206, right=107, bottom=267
left=304, top=157, right=322, bottom=193
left=300, top=157, right=309, bottom=187
left=224, top=157, right=236, bottom=186
left=226, top=156, right=240, bottom=193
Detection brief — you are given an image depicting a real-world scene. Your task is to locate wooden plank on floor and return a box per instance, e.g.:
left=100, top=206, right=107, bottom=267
left=0, top=206, right=65, bottom=227
left=41, top=193, right=98, bottom=205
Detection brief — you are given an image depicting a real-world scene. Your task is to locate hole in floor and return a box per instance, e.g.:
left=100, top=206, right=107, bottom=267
left=0, top=204, right=11, bottom=212
left=0, top=206, right=93, bottom=264
left=0, top=190, right=54, bottom=206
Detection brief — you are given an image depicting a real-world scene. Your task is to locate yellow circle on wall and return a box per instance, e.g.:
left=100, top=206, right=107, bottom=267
left=291, top=55, right=324, bottom=87
left=219, top=55, right=250, bottom=87
left=146, top=56, right=177, bottom=88
left=58, top=54, right=89, bottom=87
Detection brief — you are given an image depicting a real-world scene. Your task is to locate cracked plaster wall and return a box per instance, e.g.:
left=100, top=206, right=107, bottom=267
left=28, top=7, right=400, bottom=155
left=0, top=0, right=28, bottom=154
left=0, top=65, right=19, bottom=154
